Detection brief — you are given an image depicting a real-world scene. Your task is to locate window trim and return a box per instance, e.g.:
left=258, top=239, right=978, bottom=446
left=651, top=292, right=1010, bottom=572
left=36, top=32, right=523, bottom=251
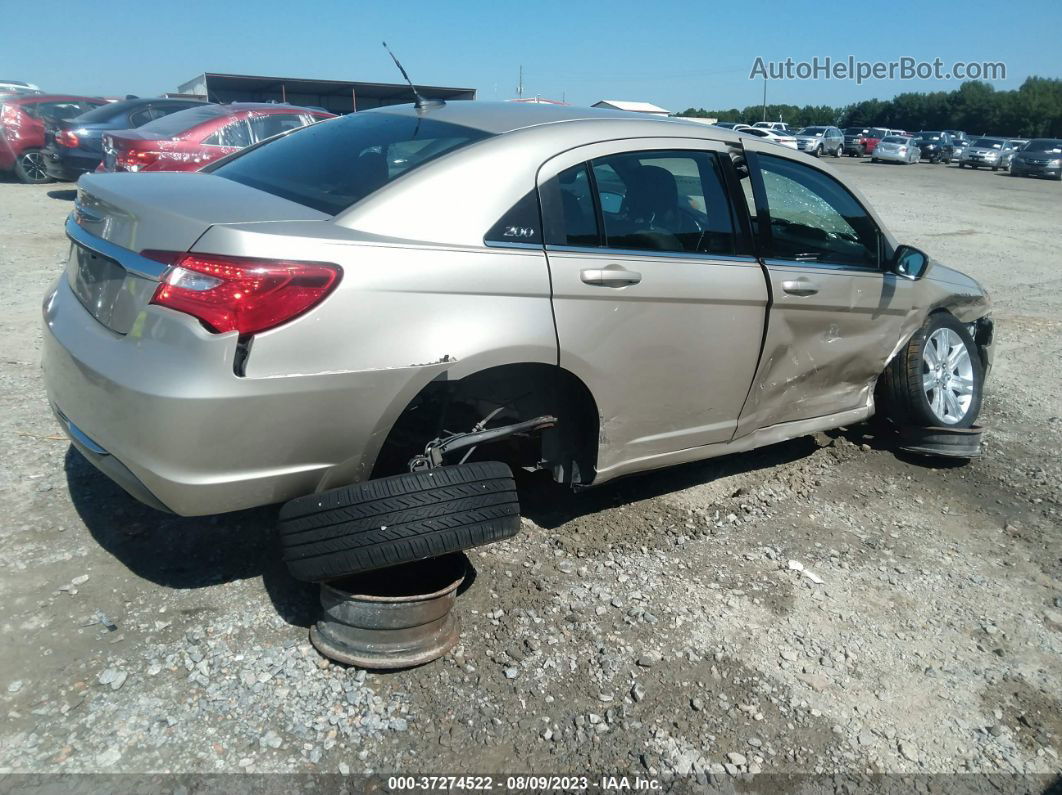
left=749, top=151, right=884, bottom=271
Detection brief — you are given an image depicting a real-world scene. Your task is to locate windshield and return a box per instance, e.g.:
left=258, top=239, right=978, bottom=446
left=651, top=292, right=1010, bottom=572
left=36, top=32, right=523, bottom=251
left=971, top=138, right=1004, bottom=148
left=917, top=132, right=942, bottom=141
left=844, top=128, right=868, bottom=135
left=213, top=112, right=493, bottom=216
left=797, top=127, right=826, bottom=136
left=881, top=136, right=907, bottom=144
left=1022, top=139, right=1062, bottom=154
left=869, top=128, right=888, bottom=138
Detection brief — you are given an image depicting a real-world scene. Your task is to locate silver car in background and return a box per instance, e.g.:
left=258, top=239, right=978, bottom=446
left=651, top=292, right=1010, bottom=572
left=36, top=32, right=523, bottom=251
left=42, top=102, right=993, bottom=517
left=794, top=125, right=844, bottom=157
left=871, top=135, right=921, bottom=164
left=959, top=137, right=1007, bottom=169
left=998, top=139, right=1028, bottom=170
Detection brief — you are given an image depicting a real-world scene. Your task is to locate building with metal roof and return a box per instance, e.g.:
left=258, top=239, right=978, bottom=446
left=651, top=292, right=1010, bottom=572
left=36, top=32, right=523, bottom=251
left=591, top=99, right=671, bottom=116
left=176, top=73, right=476, bottom=115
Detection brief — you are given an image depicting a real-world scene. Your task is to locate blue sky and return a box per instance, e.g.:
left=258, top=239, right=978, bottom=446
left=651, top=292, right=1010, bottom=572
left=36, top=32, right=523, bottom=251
left=4, top=0, right=1058, bottom=111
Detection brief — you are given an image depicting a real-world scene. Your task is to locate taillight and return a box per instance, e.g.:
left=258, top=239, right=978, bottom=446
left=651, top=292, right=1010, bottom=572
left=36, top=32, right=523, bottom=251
left=115, top=147, right=159, bottom=171
left=147, top=252, right=342, bottom=335
left=1, top=103, right=24, bottom=137
left=57, top=130, right=80, bottom=148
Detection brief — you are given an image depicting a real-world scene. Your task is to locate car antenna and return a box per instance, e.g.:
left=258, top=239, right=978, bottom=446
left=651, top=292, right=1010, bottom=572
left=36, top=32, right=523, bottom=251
left=382, top=41, right=444, bottom=111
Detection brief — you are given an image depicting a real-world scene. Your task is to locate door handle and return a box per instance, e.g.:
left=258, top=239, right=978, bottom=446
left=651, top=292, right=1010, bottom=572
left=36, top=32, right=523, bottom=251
left=782, top=279, right=819, bottom=296
left=580, top=266, right=642, bottom=287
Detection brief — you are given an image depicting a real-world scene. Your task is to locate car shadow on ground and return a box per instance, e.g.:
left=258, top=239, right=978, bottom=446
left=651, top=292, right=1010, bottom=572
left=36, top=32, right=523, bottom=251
left=517, top=434, right=821, bottom=530
left=64, top=446, right=318, bottom=627
left=47, top=188, right=76, bottom=201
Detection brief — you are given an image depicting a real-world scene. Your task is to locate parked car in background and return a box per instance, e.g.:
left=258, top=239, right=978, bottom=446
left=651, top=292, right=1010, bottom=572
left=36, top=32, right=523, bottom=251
left=944, top=130, right=968, bottom=146
left=752, top=121, right=792, bottom=132
left=997, top=139, right=1028, bottom=171
left=1, top=94, right=108, bottom=183
left=0, top=80, right=42, bottom=100
left=794, top=125, right=843, bottom=157
left=740, top=127, right=798, bottom=149
left=843, top=127, right=871, bottom=156
left=42, top=102, right=992, bottom=535
left=43, top=97, right=212, bottom=182
left=871, top=135, right=921, bottom=164
left=99, top=103, right=334, bottom=173
left=914, top=131, right=955, bottom=163
left=1008, top=138, right=1062, bottom=180
left=859, top=127, right=890, bottom=158
left=959, top=137, right=1007, bottom=169
left=713, top=122, right=751, bottom=131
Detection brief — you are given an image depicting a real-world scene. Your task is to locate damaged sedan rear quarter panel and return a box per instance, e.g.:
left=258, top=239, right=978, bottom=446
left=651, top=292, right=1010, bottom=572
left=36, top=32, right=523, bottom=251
left=42, top=102, right=992, bottom=515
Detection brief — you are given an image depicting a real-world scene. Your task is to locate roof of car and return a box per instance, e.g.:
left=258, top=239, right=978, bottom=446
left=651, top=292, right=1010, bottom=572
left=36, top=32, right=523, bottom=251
left=367, top=100, right=732, bottom=139
left=4, top=93, right=106, bottom=105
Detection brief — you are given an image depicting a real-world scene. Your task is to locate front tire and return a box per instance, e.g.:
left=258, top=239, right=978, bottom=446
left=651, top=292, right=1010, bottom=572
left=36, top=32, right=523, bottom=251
left=878, top=313, right=983, bottom=430
left=814, top=145, right=822, bottom=157
left=13, top=149, right=52, bottom=184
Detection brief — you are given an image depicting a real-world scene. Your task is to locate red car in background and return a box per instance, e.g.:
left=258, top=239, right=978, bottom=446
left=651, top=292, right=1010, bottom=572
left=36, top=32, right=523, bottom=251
left=99, top=103, right=335, bottom=173
left=1, top=94, right=108, bottom=182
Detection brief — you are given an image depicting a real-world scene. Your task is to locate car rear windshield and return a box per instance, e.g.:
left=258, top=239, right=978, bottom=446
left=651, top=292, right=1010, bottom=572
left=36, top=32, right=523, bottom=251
left=918, top=132, right=942, bottom=140
left=212, top=112, right=493, bottom=216
left=881, top=136, right=907, bottom=143
left=136, top=104, right=233, bottom=137
left=1023, top=140, right=1062, bottom=153
left=971, top=138, right=1004, bottom=148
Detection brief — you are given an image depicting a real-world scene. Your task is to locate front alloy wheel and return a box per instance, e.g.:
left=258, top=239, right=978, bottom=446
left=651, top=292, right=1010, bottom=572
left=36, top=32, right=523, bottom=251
left=922, top=327, right=975, bottom=425
left=14, top=149, right=52, bottom=184
left=878, top=313, right=984, bottom=430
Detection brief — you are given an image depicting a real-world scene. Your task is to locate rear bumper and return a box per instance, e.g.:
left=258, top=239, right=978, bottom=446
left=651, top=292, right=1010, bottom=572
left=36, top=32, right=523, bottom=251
left=42, top=276, right=435, bottom=516
left=44, top=149, right=98, bottom=181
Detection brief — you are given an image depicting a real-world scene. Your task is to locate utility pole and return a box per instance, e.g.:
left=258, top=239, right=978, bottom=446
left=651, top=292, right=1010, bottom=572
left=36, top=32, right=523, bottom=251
left=762, top=74, right=767, bottom=122
left=517, top=66, right=523, bottom=98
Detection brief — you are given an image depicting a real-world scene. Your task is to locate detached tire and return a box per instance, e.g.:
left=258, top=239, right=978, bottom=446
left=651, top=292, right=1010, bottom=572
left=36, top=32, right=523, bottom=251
left=279, top=461, right=520, bottom=582
left=878, top=313, right=984, bottom=430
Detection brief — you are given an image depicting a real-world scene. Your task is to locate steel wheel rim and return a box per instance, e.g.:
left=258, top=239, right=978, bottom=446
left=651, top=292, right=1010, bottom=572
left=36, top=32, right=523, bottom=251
left=922, top=328, right=975, bottom=425
left=19, top=151, right=47, bottom=181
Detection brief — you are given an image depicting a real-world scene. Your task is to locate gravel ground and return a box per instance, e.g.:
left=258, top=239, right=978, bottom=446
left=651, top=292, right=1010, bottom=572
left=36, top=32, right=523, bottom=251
left=0, top=160, right=1059, bottom=783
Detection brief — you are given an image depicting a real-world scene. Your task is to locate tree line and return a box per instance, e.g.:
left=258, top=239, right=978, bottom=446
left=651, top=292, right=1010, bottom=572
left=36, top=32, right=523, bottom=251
left=676, top=77, right=1062, bottom=138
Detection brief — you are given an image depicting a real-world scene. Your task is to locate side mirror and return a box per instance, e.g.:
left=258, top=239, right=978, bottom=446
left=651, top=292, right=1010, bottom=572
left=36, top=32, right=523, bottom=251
left=893, top=244, right=929, bottom=280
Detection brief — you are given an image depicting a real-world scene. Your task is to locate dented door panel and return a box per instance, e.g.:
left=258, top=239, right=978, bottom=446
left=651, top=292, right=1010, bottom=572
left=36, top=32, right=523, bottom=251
left=736, top=261, right=915, bottom=435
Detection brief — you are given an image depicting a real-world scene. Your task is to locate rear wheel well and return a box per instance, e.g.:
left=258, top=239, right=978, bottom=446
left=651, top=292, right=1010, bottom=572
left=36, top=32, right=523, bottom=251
left=372, top=364, right=599, bottom=486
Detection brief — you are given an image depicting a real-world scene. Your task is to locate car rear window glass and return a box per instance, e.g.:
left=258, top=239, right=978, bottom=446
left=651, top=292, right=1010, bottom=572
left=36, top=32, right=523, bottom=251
left=136, top=104, right=233, bottom=137
left=881, top=136, right=907, bottom=143
left=212, top=112, right=492, bottom=216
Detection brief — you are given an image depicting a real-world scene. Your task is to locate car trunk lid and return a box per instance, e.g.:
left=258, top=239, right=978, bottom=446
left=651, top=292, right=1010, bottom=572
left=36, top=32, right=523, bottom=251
left=67, top=172, right=329, bottom=334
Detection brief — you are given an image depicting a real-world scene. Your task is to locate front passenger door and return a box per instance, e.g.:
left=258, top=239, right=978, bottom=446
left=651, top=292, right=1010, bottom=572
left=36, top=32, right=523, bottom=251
left=735, top=148, right=914, bottom=435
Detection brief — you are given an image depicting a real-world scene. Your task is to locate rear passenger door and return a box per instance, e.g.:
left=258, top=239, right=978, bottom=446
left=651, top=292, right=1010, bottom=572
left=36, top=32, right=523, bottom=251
left=537, top=140, right=769, bottom=480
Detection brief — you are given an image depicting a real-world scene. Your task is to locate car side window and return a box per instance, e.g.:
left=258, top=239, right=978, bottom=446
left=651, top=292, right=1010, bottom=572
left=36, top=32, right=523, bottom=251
left=592, top=150, right=736, bottom=254
left=542, top=151, right=737, bottom=255
left=203, top=120, right=251, bottom=148
left=757, top=154, right=879, bottom=268
left=541, top=163, right=601, bottom=247
left=248, top=113, right=308, bottom=142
